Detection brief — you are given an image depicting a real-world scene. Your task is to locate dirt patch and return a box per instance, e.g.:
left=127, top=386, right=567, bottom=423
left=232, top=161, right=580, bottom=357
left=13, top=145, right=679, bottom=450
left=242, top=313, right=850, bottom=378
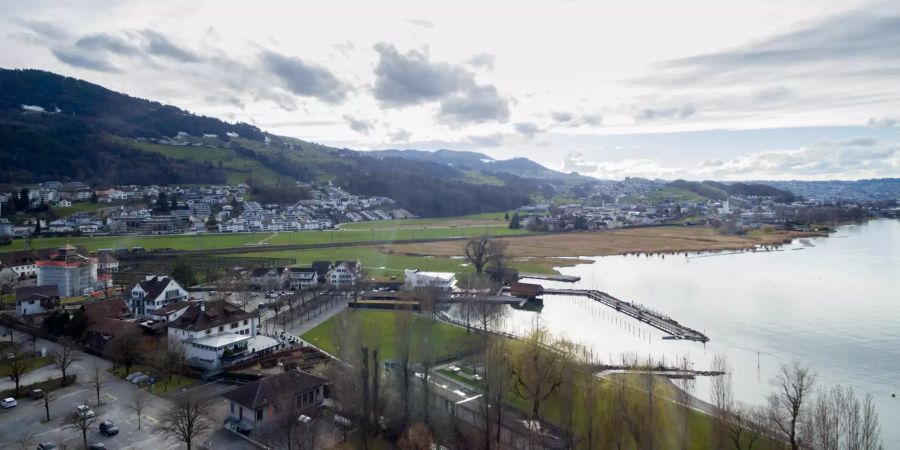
left=386, top=226, right=824, bottom=258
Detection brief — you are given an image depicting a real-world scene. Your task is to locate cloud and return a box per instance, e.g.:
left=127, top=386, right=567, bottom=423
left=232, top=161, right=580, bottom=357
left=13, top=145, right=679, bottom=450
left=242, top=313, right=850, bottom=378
left=550, top=110, right=603, bottom=127
left=868, top=116, right=898, bottom=129
left=562, top=150, right=599, bottom=174
left=551, top=111, right=573, bottom=123
left=260, top=50, right=350, bottom=103
left=139, top=30, right=200, bottom=62
left=51, top=48, right=122, bottom=72
left=467, top=53, right=495, bottom=70
left=372, top=43, right=470, bottom=106
left=344, top=115, right=373, bottom=135
left=406, top=19, right=435, bottom=28
left=17, top=19, right=69, bottom=41
left=388, top=129, right=412, bottom=142
left=75, top=33, right=138, bottom=55
left=372, top=43, right=510, bottom=123
left=635, top=104, right=696, bottom=122
left=438, top=84, right=510, bottom=123
left=514, top=122, right=541, bottom=137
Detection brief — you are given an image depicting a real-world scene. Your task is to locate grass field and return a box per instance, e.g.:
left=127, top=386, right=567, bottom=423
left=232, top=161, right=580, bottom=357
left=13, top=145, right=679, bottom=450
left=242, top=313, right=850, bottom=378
left=131, top=141, right=282, bottom=184
left=1, top=214, right=528, bottom=254
left=300, top=310, right=480, bottom=361
left=0, top=355, right=53, bottom=377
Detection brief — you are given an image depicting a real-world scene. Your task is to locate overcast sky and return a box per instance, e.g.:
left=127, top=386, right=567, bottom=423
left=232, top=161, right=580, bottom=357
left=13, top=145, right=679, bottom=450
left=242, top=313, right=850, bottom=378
left=2, top=0, right=899, bottom=180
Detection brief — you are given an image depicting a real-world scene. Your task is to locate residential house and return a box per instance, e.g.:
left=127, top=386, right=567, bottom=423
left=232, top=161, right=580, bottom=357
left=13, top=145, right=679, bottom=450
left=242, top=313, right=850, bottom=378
left=150, top=301, right=193, bottom=323
left=249, top=268, right=285, bottom=290
left=327, top=260, right=361, bottom=288
left=83, top=317, right=146, bottom=356
left=0, top=218, right=12, bottom=236
left=97, top=252, right=119, bottom=273
left=311, top=261, right=332, bottom=284
left=167, top=300, right=274, bottom=370
left=128, top=275, right=190, bottom=316
left=287, top=267, right=318, bottom=291
left=223, top=370, right=329, bottom=436
left=15, top=285, right=60, bottom=316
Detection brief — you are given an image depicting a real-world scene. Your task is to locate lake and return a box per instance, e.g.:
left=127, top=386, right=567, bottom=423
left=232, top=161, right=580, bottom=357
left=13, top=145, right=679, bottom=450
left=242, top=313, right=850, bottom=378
left=491, top=219, right=900, bottom=444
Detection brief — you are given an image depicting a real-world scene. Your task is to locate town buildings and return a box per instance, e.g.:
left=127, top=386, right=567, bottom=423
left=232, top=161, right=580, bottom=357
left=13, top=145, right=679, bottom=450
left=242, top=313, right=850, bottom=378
left=222, top=370, right=328, bottom=436
left=127, top=275, right=190, bottom=316
left=14, top=285, right=60, bottom=316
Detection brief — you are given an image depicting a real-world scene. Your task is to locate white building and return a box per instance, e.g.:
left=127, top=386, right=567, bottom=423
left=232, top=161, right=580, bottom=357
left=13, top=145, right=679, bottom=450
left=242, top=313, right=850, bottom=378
left=128, top=275, right=190, bottom=316
left=287, top=267, right=318, bottom=290
left=403, top=269, right=455, bottom=291
left=167, top=300, right=275, bottom=370
left=36, top=245, right=99, bottom=297
left=15, top=285, right=60, bottom=316
left=327, top=260, right=361, bottom=287
left=0, top=218, right=13, bottom=236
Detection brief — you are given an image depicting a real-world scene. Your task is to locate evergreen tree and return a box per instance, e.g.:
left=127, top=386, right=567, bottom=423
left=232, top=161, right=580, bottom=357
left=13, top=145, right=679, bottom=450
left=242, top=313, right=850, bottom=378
left=90, top=192, right=99, bottom=203
left=155, top=192, right=169, bottom=212
left=509, top=212, right=521, bottom=229
left=170, top=194, right=177, bottom=211
left=34, top=220, right=42, bottom=234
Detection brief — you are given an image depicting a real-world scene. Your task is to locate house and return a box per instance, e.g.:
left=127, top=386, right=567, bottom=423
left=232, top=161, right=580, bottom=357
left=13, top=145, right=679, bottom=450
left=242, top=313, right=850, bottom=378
left=510, top=282, right=544, bottom=300
left=223, top=370, right=329, bottom=436
left=327, top=260, right=361, bottom=288
left=15, top=285, right=60, bottom=316
left=0, top=218, right=12, bottom=236
left=311, top=261, right=332, bottom=283
left=150, top=301, right=193, bottom=323
left=287, top=267, right=318, bottom=291
left=96, top=252, right=119, bottom=273
left=249, top=267, right=285, bottom=290
left=83, top=297, right=133, bottom=322
left=128, top=275, right=190, bottom=316
left=83, top=317, right=146, bottom=356
left=167, top=300, right=275, bottom=370
left=36, top=244, right=99, bottom=297
left=0, top=248, right=64, bottom=278
left=403, top=269, right=455, bottom=291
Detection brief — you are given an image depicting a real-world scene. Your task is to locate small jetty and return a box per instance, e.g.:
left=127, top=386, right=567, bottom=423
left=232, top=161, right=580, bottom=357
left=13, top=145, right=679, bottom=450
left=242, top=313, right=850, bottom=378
left=518, top=272, right=581, bottom=282
left=543, top=288, right=709, bottom=343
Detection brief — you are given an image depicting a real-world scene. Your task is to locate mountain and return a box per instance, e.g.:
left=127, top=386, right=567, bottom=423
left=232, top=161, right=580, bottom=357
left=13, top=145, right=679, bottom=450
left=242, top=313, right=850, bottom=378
left=666, top=179, right=798, bottom=203
left=370, top=148, right=583, bottom=181
left=0, top=68, right=551, bottom=217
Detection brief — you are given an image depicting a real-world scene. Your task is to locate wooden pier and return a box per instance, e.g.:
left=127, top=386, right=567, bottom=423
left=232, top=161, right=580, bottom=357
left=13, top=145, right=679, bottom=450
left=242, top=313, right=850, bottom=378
left=543, top=288, right=709, bottom=343
left=518, top=272, right=581, bottom=282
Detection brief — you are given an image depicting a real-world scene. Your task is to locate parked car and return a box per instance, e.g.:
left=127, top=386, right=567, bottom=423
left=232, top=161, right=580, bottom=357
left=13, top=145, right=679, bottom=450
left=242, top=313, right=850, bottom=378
left=88, top=444, right=106, bottom=450
left=125, top=372, right=144, bottom=382
left=1, top=397, right=17, bottom=408
left=131, top=374, right=149, bottom=385
left=75, top=404, right=95, bottom=418
left=29, top=389, right=45, bottom=400
left=99, top=420, right=119, bottom=436
left=37, top=443, right=58, bottom=450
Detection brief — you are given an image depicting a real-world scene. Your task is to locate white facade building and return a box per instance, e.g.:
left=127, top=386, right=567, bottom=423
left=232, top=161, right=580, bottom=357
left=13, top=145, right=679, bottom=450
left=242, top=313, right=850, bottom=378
left=128, top=275, right=190, bottom=316
left=36, top=245, right=99, bottom=297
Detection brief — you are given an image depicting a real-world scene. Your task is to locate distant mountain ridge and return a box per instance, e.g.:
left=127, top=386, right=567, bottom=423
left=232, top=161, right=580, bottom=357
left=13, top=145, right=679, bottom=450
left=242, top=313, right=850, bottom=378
left=370, top=148, right=583, bottom=181
left=0, top=68, right=553, bottom=216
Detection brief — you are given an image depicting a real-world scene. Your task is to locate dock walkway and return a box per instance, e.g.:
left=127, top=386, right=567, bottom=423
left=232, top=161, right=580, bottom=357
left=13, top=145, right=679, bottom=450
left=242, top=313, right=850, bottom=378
left=518, top=272, right=581, bottom=282
left=543, top=288, right=709, bottom=342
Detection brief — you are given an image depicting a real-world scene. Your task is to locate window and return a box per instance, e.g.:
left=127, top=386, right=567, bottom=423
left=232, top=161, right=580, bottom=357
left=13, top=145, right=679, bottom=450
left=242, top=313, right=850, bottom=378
left=230, top=402, right=234, bottom=413
left=219, top=326, right=224, bottom=332
left=205, top=329, right=211, bottom=335
left=230, top=322, right=238, bottom=329
left=243, top=320, right=248, bottom=325
left=256, top=409, right=263, bottom=421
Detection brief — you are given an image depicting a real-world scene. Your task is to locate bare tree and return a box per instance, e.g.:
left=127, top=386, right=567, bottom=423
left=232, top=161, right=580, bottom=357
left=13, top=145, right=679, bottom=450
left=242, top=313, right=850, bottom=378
left=90, top=365, right=105, bottom=406
left=156, top=335, right=186, bottom=389
left=41, top=388, right=56, bottom=422
left=809, top=384, right=882, bottom=450
left=580, top=349, right=600, bottom=450
left=107, top=328, right=142, bottom=374
left=13, top=429, right=35, bottom=450
left=395, top=306, right=415, bottom=427
left=131, top=388, right=149, bottom=430
left=464, top=237, right=493, bottom=274
left=674, top=355, right=696, bottom=450
left=51, top=340, right=81, bottom=385
left=155, top=394, right=213, bottom=450
left=710, top=354, right=734, bottom=449
left=2, top=340, right=33, bottom=397
left=64, top=406, right=98, bottom=450
left=768, top=362, right=816, bottom=450
left=480, top=335, right=507, bottom=449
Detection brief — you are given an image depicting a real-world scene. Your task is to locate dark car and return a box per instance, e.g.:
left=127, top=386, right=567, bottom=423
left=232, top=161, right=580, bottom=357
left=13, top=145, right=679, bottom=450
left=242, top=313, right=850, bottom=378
left=99, top=420, right=119, bottom=436
left=37, top=443, right=57, bottom=450
left=29, top=389, right=45, bottom=400
left=88, top=444, right=107, bottom=450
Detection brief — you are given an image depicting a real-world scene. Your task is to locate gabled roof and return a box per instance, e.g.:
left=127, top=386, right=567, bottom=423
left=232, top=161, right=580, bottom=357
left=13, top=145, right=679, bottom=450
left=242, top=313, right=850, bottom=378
left=250, top=267, right=280, bottom=277
left=129, top=276, right=180, bottom=301
left=83, top=297, right=132, bottom=322
left=168, top=300, right=253, bottom=332
left=85, top=317, right=144, bottom=338
left=15, top=285, right=59, bottom=303
left=311, top=261, right=332, bottom=276
left=151, top=300, right=193, bottom=316
left=222, top=370, right=328, bottom=409
left=97, top=253, right=118, bottom=264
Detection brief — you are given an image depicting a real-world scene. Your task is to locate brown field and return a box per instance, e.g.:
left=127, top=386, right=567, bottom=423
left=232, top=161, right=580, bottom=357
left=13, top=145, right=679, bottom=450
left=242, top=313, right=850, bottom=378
left=387, top=225, right=825, bottom=259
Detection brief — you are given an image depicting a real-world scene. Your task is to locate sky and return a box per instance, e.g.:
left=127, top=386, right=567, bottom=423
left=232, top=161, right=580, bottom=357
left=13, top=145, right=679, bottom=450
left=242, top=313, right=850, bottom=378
left=2, top=0, right=899, bottom=181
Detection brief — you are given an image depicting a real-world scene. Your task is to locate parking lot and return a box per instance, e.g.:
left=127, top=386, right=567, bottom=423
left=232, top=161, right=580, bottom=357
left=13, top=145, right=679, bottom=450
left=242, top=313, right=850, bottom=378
left=0, top=329, right=255, bottom=450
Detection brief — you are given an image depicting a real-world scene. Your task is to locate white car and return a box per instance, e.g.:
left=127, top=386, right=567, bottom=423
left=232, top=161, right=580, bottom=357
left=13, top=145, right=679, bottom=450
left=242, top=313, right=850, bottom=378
left=75, top=404, right=95, bottom=418
left=1, top=397, right=16, bottom=408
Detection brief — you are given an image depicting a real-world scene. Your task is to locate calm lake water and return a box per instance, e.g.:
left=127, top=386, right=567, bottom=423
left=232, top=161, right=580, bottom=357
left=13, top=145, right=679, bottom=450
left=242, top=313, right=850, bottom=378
left=493, top=219, right=900, bottom=444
